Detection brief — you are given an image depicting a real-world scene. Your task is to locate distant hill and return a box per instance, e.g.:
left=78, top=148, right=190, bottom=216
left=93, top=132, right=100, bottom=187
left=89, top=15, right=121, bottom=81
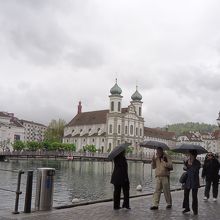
left=165, top=122, right=218, bottom=136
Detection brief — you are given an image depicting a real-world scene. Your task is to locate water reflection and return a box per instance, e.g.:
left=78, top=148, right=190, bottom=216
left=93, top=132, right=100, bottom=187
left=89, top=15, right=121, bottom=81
left=0, top=159, right=186, bottom=210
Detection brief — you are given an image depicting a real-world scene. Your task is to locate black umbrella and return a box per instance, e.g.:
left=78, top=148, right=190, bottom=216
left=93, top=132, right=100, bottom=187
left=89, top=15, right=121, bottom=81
left=108, top=142, right=131, bottom=160
left=139, top=140, right=169, bottom=150
left=172, top=143, right=208, bottom=155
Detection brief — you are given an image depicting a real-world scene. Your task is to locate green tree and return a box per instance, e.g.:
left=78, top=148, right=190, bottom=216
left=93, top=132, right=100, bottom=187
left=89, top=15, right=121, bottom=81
left=26, top=141, right=40, bottom=151
left=44, top=119, right=66, bottom=143
left=12, top=140, right=25, bottom=151
left=85, top=144, right=97, bottom=153
left=126, top=147, right=134, bottom=154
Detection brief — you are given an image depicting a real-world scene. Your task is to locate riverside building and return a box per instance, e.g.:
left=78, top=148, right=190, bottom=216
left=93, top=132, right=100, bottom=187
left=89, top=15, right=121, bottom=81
left=63, top=81, right=176, bottom=153
left=0, top=111, right=47, bottom=151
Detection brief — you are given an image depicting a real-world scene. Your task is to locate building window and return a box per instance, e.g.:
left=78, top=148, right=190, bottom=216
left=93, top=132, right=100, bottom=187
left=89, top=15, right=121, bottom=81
left=118, top=102, right=121, bottom=112
left=118, top=125, right=121, bottom=134
left=117, top=140, right=120, bottom=144
left=109, top=124, right=113, bottom=133
left=92, top=138, right=95, bottom=142
left=111, top=101, right=114, bottom=111
left=136, top=128, right=138, bottom=136
left=125, top=126, right=128, bottom=134
left=140, top=128, right=142, bottom=137
left=102, top=139, right=104, bottom=142
left=108, top=143, right=112, bottom=151
left=84, top=139, right=86, bottom=142
left=130, top=125, right=133, bottom=135
left=139, top=107, right=141, bottom=116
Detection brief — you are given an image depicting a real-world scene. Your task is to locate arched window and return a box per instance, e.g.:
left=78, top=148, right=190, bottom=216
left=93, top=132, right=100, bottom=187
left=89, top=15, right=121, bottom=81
left=109, top=124, right=113, bottom=133
left=118, top=102, right=121, bottom=112
left=118, top=125, right=121, bottom=134
left=139, top=107, right=142, bottom=116
left=136, top=127, right=138, bottom=136
left=111, top=101, right=114, bottom=111
left=125, top=126, right=128, bottom=134
left=130, top=125, right=134, bottom=135
left=140, top=128, right=142, bottom=136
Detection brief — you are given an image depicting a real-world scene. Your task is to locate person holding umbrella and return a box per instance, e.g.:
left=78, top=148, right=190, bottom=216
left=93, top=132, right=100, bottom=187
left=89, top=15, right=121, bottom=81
left=202, top=152, right=220, bottom=201
left=110, top=150, right=130, bottom=210
left=182, top=150, right=201, bottom=215
left=108, top=143, right=131, bottom=210
left=150, top=146, right=173, bottom=210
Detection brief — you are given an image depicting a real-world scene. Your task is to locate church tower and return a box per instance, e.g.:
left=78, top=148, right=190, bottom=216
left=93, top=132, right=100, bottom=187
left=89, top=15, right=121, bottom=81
left=107, top=79, right=123, bottom=151
left=130, top=86, right=143, bottom=117
left=109, top=79, right=123, bottom=113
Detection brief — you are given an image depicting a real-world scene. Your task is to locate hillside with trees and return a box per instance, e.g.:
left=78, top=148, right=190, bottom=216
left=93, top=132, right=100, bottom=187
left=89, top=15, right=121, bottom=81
left=165, top=122, right=218, bottom=136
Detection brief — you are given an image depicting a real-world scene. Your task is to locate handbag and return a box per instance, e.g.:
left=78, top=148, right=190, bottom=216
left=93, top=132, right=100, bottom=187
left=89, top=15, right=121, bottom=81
left=179, top=172, right=188, bottom=184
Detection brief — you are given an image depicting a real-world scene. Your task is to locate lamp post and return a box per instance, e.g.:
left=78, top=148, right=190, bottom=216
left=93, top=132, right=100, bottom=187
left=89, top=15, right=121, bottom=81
left=217, top=111, right=220, bottom=128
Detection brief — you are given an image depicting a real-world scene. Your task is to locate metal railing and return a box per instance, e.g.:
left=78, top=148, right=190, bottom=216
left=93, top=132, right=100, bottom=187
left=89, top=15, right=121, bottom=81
left=0, top=168, right=24, bottom=214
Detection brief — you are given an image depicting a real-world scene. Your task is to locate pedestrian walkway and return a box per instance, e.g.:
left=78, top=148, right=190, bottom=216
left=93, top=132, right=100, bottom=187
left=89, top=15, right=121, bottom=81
left=1, top=189, right=219, bottom=220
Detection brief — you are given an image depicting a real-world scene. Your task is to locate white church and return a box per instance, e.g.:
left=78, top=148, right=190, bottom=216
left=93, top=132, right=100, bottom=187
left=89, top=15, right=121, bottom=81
left=63, top=80, right=176, bottom=153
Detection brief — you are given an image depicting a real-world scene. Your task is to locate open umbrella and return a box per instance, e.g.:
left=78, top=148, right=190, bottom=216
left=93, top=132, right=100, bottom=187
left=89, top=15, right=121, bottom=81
left=172, top=143, right=208, bottom=155
left=108, top=142, right=131, bottom=160
left=139, top=140, right=169, bottom=150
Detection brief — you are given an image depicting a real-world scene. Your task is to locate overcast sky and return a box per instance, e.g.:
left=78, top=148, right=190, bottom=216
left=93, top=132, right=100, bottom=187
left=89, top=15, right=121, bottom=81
left=1, top=0, right=220, bottom=127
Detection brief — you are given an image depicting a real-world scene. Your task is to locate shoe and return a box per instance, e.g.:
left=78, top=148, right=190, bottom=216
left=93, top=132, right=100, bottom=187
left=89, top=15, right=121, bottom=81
left=150, top=206, right=158, bottom=210
left=124, top=207, right=131, bottom=210
left=213, top=198, right=217, bottom=202
left=166, top=205, right=172, bottom=209
left=203, top=196, right=208, bottom=201
left=114, top=207, right=121, bottom=210
left=182, top=209, right=190, bottom=214
left=122, top=204, right=131, bottom=209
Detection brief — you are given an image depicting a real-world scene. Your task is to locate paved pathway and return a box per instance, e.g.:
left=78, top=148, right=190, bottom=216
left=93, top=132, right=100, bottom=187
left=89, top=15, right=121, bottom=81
left=0, top=189, right=219, bottom=220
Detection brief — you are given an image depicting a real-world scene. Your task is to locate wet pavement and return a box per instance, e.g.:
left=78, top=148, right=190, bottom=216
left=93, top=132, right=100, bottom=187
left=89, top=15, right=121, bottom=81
left=0, top=188, right=219, bottom=220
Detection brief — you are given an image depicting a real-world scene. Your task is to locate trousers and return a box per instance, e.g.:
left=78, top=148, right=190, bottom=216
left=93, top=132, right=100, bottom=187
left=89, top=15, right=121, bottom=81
left=183, top=188, right=198, bottom=214
left=152, top=176, right=172, bottom=207
left=113, top=183, right=130, bottom=209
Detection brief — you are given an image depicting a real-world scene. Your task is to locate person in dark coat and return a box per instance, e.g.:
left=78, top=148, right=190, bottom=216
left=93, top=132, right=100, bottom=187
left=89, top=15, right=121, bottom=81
left=110, top=150, right=130, bottom=210
left=202, top=152, right=220, bottom=201
left=182, top=150, right=201, bottom=215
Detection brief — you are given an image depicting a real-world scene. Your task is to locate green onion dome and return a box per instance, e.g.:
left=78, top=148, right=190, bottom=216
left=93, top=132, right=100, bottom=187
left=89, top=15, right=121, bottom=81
left=110, top=79, right=122, bottom=95
left=131, top=88, right=142, bottom=101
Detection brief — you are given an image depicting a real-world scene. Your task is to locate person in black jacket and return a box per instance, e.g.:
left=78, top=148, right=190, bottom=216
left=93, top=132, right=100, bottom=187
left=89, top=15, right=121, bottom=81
left=202, top=152, right=220, bottom=201
left=110, top=150, right=130, bottom=210
left=182, top=150, right=201, bottom=215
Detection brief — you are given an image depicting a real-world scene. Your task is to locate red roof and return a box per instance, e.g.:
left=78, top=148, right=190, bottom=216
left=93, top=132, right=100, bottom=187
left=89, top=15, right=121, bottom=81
left=144, top=127, right=176, bottom=140
left=67, top=108, right=128, bottom=127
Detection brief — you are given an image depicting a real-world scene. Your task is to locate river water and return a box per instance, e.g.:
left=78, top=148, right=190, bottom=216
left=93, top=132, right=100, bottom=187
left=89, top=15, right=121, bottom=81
left=0, top=159, right=186, bottom=211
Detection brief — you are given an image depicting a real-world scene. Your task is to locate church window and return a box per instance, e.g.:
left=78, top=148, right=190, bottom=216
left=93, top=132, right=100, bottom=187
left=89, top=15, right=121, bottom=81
left=130, top=125, right=134, bottom=135
left=92, top=138, right=95, bottom=142
left=139, top=107, right=141, bottom=116
left=136, top=128, right=138, bottom=136
left=140, top=128, right=142, bottom=136
left=111, top=101, right=114, bottom=111
left=102, top=139, right=104, bottom=142
left=118, top=102, right=121, bottom=112
left=84, top=139, right=85, bottom=142
left=118, top=125, right=121, bottom=134
left=109, top=124, right=113, bottom=133
left=118, top=140, right=120, bottom=144
left=125, top=126, right=128, bottom=134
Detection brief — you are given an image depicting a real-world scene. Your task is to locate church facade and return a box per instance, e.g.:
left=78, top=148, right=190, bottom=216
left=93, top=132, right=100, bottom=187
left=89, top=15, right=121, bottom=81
left=63, top=81, right=145, bottom=153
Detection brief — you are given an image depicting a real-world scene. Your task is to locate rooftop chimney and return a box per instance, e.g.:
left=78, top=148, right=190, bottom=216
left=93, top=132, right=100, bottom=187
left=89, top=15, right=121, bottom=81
left=78, top=101, right=82, bottom=114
